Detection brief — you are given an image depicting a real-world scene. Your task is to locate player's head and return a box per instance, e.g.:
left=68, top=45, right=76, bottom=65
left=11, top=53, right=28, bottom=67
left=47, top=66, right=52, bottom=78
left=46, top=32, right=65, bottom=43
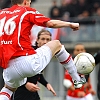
left=73, top=43, right=86, bottom=56
left=35, top=29, right=52, bottom=47
left=11, top=0, right=31, bottom=7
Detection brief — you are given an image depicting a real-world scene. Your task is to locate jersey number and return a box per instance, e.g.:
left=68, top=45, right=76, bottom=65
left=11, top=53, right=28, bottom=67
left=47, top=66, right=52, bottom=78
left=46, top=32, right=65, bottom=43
left=0, top=15, right=18, bottom=36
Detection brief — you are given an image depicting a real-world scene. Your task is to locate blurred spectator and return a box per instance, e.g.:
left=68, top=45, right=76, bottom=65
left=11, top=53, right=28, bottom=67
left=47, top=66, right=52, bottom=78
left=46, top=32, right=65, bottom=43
left=89, top=2, right=100, bottom=16
left=59, top=0, right=71, bottom=18
left=62, top=12, right=70, bottom=21
left=77, top=0, right=89, bottom=16
left=65, top=0, right=79, bottom=17
left=94, top=7, right=100, bottom=16
left=96, top=7, right=100, bottom=16
left=73, top=10, right=95, bottom=25
left=49, top=0, right=61, bottom=19
left=77, top=10, right=90, bottom=19
left=76, top=10, right=93, bottom=25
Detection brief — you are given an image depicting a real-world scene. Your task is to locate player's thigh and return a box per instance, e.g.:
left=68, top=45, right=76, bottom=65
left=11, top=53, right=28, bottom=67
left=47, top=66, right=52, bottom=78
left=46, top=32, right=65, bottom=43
left=45, top=40, right=62, bottom=56
left=35, top=45, right=52, bottom=73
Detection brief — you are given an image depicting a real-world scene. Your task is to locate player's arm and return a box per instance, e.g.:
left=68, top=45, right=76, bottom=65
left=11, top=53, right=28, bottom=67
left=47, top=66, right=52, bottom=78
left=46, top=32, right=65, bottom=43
left=33, top=9, right=79, bottom=30
left=46, top=20, right=79, bottom=31
left=63, top=79, right=75, bottom=90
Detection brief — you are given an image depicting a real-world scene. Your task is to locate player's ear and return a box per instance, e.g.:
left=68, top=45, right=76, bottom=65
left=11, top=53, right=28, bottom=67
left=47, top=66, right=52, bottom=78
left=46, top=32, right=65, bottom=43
left=25, top=0, right=31, bottom=6
left=23, top=0, right=29, bottom=6
left=23, top=0, right=27, bottom=5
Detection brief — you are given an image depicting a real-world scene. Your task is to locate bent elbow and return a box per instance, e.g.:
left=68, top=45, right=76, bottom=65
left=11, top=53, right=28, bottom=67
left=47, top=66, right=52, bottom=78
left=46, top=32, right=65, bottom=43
left=46, top=21, right=54, bottom=28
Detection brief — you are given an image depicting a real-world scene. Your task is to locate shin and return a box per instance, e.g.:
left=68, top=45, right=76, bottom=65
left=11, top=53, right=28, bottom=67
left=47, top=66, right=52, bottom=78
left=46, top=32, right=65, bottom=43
left=55, top=45, right=80, bottom=81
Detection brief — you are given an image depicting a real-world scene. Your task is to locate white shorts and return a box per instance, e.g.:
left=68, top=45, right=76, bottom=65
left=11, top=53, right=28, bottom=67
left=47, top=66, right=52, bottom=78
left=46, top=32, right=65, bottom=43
left=66, top=93, right=94, bottom=100
left=3, top=45, right=52, bottom=88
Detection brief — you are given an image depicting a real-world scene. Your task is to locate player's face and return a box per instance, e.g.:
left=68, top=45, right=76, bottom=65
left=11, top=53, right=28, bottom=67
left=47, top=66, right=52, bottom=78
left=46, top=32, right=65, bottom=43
left=37, top=32, right=51, bottom=47
left=73, top=45, right=86, bottom=56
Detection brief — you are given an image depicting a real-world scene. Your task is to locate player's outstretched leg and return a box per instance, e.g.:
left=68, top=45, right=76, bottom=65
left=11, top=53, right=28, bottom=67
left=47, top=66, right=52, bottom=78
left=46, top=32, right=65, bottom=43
left=55, top=45, right=86, bottom=88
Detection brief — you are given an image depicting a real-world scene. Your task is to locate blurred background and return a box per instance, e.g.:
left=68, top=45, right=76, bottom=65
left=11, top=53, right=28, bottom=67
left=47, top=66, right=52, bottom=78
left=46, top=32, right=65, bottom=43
left=0, top=0, right=100, bottom=100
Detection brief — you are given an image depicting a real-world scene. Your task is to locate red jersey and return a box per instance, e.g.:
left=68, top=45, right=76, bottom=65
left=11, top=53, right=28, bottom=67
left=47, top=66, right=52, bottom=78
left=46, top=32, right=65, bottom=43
left=0, top=5, right=50, bottom=68
left=64, top=70, right=92, bottom=98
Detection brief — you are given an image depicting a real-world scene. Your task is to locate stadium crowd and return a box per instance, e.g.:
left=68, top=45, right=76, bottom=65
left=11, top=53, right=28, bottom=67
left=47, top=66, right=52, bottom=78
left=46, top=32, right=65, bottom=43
left=49, top=0, right=100, bottom=17
left=49, top=0, right=100, bottom=24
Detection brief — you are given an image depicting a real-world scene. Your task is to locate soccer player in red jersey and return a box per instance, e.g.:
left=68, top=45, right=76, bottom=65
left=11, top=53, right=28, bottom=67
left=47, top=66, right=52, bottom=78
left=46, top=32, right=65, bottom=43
left=0, top=0, right=86, bottom=99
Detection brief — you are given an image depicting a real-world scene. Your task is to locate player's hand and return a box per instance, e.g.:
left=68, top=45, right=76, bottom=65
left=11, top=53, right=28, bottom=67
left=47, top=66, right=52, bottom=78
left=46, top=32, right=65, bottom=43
left=77, top=91, right=85, bottom=98
left=70, top=23, right=79, bottom=31
left=89, top=89, right=96, bottom=95
left=25, top=82, right=40, bottom=92
left=46, top=83, right=57, bottom=96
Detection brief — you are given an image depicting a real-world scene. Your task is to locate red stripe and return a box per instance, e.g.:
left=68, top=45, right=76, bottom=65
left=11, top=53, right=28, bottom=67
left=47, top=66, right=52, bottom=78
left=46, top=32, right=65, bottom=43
left=0, top=92, right=10, bottom=99
left=60, top=55, right=71, bottom=64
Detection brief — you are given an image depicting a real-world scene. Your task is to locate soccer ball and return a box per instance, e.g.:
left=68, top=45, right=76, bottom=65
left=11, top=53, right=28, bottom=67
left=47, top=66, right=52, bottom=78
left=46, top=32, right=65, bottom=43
left=74, top=52, right=95, bottom=75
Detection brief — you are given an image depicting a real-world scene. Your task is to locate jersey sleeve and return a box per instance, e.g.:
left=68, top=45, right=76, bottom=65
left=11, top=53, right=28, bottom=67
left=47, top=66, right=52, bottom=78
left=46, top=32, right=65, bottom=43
left=29, top=8, right=50, bottom=27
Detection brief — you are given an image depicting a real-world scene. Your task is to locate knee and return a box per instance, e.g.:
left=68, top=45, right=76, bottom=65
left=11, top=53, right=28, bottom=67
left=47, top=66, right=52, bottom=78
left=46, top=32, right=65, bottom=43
left=53, top=40, right=62, bottom=49
left=5, top=84, right=17, bottom=92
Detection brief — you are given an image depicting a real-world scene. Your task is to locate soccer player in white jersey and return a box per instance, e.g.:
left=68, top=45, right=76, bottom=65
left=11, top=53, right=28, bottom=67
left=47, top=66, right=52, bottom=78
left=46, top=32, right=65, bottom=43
left=0, top=0, right=86, bottom=99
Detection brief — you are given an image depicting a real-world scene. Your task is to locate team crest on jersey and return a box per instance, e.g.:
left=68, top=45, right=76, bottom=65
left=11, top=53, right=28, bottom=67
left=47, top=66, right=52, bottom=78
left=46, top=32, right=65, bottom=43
left=36, top=11, right=40, bottom=14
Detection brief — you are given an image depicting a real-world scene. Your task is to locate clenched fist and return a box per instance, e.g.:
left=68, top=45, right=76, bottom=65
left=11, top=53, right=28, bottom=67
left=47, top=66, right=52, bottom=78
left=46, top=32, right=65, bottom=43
left=70, top=23, right=79, bottom=31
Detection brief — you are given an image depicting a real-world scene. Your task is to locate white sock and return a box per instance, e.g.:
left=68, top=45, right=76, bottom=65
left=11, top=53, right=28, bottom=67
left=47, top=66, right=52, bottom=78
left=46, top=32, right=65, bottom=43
left=0, top=87, right=13, bottom=100
left=56, top=45, right=80, bottom=81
